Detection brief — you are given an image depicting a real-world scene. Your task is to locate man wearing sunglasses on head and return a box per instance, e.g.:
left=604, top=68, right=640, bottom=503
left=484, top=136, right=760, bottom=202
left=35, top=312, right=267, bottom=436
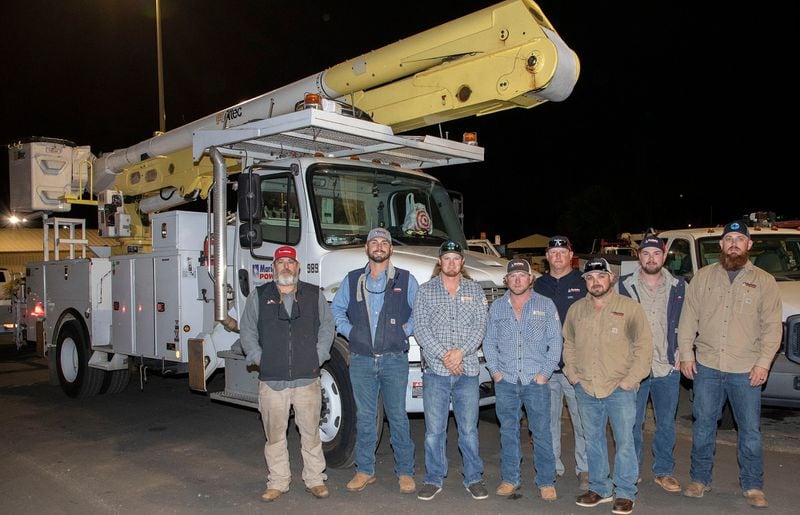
left=533, top=235, right=590, bottom=491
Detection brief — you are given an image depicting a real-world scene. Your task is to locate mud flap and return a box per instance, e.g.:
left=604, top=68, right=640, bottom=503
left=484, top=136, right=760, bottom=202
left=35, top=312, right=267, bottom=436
left=188, top=338, right=207, bottom=392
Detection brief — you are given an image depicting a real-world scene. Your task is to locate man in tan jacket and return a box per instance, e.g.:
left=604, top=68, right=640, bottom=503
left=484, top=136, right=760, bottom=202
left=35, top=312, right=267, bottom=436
left=678, top=220, right=782, bottom=509
left=563, top=258, right=652, bottom=515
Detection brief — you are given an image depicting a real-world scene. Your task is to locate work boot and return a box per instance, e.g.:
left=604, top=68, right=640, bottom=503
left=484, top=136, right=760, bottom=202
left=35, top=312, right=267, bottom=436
left=540, top=485, right=557, bottom=501
left=495, top=482, right=518, bottom=496
left=398, top=475, right=416, bottom=494
left=346, top=472, right=376, bottom=492
left=307, top=485, right=329, bottom=499
left=261, top=488, right=285, bottom=502
left=611, top=498, right=634, bottom=515
left=743, top=489, right=768, bottom=508
left=575, top=490, right=613, bottom=507
left=683, top=481, right=711, bottom=498
left=654, top=475, right=681, bottom=493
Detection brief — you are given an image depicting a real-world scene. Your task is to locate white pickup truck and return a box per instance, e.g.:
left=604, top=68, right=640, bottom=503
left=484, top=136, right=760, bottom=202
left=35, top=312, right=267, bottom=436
left=659, top=225, right=800, bottom=411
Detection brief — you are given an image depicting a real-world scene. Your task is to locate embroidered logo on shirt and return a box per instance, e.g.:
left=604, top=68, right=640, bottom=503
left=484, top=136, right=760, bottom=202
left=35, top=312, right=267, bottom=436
left=393, top=287, right=403, bottom=292
left=461, top=296, right=473, bottom=302
left=568, top=288, right=581, bottom=293
left=266, top=299, right=278, bottom=304
left=532, top=310, right=545, bottom=316
left=611, top=327, right=619, bottom=334
left=744, top=282, right=757, bottom=289
left=611, top=311, right=625, bottom=317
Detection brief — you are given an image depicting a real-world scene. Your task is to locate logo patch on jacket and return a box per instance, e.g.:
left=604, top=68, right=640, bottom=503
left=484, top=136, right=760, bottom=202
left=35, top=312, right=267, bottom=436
left=611, top=311, right=625, bottom=317
left=266, top=299, right=278, bottom=304
left=393, top=287, right=403, bottom=292
left=744, top=282, right=757, bottom=289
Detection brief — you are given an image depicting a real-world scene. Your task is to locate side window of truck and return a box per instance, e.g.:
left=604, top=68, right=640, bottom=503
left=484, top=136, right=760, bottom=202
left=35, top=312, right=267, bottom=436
left=665, top=239, right=693, bottom=278
left=260, top=175, right=301, bottom=245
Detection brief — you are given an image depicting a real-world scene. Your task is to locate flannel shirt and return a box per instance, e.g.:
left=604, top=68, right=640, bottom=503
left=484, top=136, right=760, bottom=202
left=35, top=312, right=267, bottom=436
left=483, top=290, right=562, bottom=384
left=413, top=275, right=488, bottom=376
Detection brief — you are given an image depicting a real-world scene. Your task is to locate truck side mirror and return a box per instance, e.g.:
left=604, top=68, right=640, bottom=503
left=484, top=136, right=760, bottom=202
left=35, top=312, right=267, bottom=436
left=238, top=174, right=263, bottom=222
left=785, top=314, right=800, bottom=365
left=239, top=222, right=262, bottom=248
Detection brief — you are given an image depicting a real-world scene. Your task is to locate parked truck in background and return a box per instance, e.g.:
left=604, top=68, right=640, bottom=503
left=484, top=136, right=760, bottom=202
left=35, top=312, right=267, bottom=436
left=6, top=0, right=578, bottom=468
left=659, top=220, right=800, bottom=418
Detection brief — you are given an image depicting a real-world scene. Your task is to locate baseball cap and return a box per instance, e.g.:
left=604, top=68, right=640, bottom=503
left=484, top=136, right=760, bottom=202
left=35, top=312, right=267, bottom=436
left=367, top=227, right=392, bottom=243
left=506, top=259, right=532, bottom=275
left=582, top=257, right=612, bottom=278
left=274, top=245, right=297, bottom=261
left=439, top=240, right=464, bottom=257
left=722, top=220, right=750, bottom=238
left=548, top=235, right=571, bottom=250
left=639, top=235, right=665, bottom=251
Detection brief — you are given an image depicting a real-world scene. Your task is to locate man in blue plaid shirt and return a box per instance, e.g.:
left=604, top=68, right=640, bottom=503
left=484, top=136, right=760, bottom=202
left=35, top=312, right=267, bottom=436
left=484, top=258, right=562, bottom=502
left=414, top=240, right=489, bottom=502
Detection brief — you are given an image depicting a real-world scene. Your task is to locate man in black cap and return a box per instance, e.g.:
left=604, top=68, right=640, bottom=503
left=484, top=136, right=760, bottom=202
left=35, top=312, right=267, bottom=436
left=678, top=221, right=782, bottom=508
left=484, top=258, right=561, bottom=502
left=533, top=235, right=589, bottom=491
left=619, top=235, right=686, bottom=493
left=414, top=240, right=489, bottom=501
left=563, top=258, right=652, bottom=515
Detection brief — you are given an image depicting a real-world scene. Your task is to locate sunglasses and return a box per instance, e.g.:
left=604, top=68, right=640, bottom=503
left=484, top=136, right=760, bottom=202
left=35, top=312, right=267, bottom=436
left=549, top=238, right=570, bottom=248
left=440, top=241, right=462, bottom=253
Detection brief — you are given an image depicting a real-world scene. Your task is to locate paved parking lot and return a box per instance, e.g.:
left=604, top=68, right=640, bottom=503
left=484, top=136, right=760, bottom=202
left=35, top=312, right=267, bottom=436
left=2, top=336, right=799, bottom=514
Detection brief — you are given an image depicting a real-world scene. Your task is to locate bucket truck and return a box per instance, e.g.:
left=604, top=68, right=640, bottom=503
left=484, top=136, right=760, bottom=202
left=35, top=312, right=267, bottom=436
left=6, top=0, right=578, bottom=467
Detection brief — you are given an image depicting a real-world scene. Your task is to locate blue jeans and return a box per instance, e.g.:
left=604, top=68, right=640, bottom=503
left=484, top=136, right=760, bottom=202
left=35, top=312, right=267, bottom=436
left=690, top=363, right=763, bottom=490
left=633, top=369, right=680, bottom=476
left=496, top=379, right=556, bottom=487
left=550, top=373, right=588, bottom=476
left=575, top=384, right=638, bottom=500
left=350, top=352, right=415, bottom=477
left=422, top=372, right=483, bottom=487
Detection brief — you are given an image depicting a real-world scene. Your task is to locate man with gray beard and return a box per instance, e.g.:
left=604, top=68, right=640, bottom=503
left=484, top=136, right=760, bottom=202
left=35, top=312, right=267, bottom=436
left=240, top=245, right=335, bottom=502
left=678, top=221, right=782, bottom=509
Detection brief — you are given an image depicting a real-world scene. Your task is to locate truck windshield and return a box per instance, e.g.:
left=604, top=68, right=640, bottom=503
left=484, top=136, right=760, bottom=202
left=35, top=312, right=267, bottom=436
left=307, top=164, right=466, bottom=249
left=697, top=234, right=800, bottom=280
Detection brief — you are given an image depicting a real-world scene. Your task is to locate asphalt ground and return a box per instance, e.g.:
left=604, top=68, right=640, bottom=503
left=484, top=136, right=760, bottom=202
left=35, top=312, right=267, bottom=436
left=2, top=336, right=799, bottom=514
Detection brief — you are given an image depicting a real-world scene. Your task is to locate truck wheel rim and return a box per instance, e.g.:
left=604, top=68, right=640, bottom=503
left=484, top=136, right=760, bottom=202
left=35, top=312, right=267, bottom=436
left=60, top=337, right=79, bottom=383
left=318, top=368, right=342, bottom=443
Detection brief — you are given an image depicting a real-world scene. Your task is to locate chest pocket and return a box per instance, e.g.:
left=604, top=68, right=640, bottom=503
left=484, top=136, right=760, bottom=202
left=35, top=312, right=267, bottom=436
left=734, top=284, right=758, bottom=315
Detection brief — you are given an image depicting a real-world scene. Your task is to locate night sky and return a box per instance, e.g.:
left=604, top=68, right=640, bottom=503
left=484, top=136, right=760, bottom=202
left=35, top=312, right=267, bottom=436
left=1, top=1, right=793, bottom=252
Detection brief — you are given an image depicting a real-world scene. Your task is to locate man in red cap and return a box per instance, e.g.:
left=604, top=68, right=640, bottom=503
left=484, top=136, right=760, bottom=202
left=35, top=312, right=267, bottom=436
left=240, top=245, right=335, bottom=502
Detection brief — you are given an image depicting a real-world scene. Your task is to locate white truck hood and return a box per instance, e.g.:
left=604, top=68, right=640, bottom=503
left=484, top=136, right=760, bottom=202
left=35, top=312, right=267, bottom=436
left=777, top=282, right=800, bottom=321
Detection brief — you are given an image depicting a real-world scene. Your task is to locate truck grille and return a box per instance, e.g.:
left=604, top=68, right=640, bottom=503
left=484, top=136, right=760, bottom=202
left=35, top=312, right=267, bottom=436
left=786, top=314, right=800, bottom=356
left=482, top=285, right=507, bottom=304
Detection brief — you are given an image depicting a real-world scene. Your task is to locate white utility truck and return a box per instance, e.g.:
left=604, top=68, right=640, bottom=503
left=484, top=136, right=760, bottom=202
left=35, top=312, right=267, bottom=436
left=6, top=0, right=578, bottom=467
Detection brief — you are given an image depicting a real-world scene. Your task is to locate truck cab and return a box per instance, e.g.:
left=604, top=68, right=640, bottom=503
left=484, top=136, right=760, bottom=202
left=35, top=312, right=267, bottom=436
left=659, top=225, right=800, bottom=408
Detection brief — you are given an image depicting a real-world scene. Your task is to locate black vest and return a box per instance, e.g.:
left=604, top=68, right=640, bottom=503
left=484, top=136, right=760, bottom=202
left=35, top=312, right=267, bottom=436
left=345, top=266, right=412, bottom=356
left=256, top=280, right=320, bottom=381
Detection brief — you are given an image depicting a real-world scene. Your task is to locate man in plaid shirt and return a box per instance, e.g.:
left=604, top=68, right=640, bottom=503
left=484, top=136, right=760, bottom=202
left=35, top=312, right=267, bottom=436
left=484, top=258, right=562, bottom=502
left=413, top=240, right=489, bottom=502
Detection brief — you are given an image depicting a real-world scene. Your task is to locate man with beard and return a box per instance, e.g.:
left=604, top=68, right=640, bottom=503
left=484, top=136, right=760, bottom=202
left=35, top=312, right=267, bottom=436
left=678, top=221, right=782, bottom=509
left=414, top=240, right=489, bottom=501
left=562, top=258, right=652, bottom=515
left=618, top=235, right=685, bottom=493
left=239, top=245, right=335, bottom=502
left=533, top=235, right=589, bottom=491
left=332, top=227, right=419, bottom=494
left=484, top=259, right=561, bottom=502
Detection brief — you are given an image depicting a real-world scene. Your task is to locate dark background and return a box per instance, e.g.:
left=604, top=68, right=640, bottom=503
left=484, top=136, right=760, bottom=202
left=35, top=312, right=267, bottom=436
left=1, top=1, right=793, bottom=251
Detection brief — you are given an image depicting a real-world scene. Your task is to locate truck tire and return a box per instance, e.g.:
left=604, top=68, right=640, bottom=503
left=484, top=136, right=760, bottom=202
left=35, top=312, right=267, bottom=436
left=319, top=342, right=385, bottom=468
left=100, top=368, right=131, bottom=395
left=55, top=320, right=104, bottom=398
